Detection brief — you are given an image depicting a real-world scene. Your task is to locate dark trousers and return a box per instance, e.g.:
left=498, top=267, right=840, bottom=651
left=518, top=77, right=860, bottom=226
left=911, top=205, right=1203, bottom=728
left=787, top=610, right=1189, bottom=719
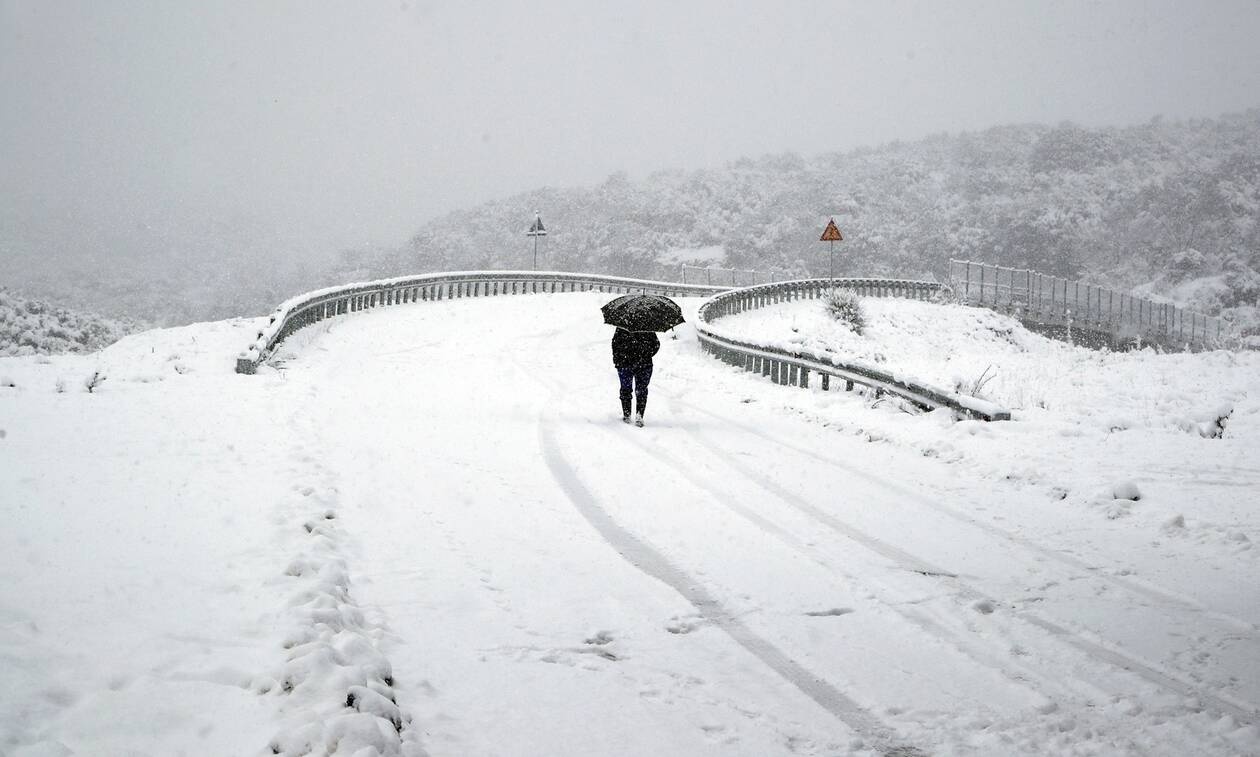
left=617, top=363, right=653, bottom=417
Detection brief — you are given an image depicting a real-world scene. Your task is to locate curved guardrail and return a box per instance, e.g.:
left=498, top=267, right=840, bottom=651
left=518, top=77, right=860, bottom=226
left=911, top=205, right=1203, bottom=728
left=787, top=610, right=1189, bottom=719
left=235, top=270, right=727, bottom=374
left=695, top=278, right=1013, bottom=422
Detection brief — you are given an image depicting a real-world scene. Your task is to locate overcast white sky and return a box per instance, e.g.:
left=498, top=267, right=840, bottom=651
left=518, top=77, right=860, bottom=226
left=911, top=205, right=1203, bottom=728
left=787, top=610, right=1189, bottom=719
left=3, top=0, right=1260, bottom=269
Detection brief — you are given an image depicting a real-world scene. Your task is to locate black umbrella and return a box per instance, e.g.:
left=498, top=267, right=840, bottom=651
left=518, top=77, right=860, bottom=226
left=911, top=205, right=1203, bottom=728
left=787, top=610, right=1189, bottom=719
left=601, top=293, right=685, bottom=332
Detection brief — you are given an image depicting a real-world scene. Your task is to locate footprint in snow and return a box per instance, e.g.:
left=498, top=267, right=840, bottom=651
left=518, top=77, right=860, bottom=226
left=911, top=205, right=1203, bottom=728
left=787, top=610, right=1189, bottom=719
left=579, top=646, right=619, bottom=661
left=665, top=616, right=704, bottom=635
left=804, top=607, right=854, bottom=617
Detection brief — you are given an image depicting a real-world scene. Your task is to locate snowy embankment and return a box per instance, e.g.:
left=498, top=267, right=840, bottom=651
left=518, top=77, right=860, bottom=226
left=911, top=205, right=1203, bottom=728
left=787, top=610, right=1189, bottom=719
left=708, top=297, right=1259, bottom=545
left=1, top=319, right=421, bottom=756
left=2, top=291, right=1258, bottom=756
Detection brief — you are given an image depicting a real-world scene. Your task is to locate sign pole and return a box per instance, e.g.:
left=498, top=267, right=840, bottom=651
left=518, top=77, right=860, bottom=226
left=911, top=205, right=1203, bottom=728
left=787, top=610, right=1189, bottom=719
left=525, top=211, right=547, bottom=271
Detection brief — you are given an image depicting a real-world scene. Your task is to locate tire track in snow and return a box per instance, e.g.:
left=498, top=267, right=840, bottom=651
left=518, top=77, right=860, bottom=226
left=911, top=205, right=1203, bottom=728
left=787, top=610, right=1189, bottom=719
left=597, top=417, right=1260, bottom=752
left=662, top=395, right=1260, bottom=727
left=561, top=334, right=1138, bottom=711
left=529, top=344, right=1102, bottom=743
left=674, top=395, right=1256, bottom=633
left=536, top=419, right=925, bottom=757
left=599, top=416, right=1085, bottom=706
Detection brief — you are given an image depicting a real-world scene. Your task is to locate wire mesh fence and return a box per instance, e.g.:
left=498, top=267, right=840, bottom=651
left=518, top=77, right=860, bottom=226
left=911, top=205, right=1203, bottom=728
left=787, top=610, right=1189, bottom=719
left=948, top=260, right=1226, bottom=350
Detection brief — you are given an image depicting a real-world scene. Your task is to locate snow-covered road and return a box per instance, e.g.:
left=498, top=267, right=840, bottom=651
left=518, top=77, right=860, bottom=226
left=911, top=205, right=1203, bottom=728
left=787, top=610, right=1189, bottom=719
left=2, top=291, right=1257, bottom=756
left=283, top=293, right=1258, bottom=755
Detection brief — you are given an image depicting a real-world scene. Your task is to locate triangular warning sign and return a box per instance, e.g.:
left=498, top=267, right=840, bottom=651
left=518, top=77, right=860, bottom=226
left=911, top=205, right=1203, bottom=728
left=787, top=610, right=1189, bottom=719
left=820, top=219, right=843, bottom=242
left=527, top=213, right=547, bottom=235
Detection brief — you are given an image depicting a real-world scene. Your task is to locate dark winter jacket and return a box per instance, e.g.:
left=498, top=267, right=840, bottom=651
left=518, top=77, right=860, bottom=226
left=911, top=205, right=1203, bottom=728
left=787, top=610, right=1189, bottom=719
left=611, top=329, right=660, bottom=369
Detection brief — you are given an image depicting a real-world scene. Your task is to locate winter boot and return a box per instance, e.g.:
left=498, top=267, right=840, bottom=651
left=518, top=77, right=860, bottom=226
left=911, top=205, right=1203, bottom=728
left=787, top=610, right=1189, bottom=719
left=634, top=413, right=644, bottom=428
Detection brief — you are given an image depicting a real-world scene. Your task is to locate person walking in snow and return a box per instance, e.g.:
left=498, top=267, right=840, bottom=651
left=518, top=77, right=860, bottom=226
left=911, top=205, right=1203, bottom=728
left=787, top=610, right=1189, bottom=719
left=611, top=327, right=659, bottom=427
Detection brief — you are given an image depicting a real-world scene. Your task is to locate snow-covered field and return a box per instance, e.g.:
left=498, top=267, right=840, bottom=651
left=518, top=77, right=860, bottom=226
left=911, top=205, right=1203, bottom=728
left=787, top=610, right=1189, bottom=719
left=1, top=291, right=1257, bottom=756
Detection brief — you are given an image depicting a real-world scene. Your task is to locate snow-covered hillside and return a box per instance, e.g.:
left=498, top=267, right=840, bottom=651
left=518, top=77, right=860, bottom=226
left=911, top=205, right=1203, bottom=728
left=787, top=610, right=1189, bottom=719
left=1, top=292, right=1257, bottom=756
left=343, top=112, right=1260, bottom=334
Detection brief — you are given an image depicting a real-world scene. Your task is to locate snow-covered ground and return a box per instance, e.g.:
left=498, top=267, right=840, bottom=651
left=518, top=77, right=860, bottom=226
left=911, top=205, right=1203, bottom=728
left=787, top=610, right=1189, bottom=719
left=1, top=291, right=1257, bottom=756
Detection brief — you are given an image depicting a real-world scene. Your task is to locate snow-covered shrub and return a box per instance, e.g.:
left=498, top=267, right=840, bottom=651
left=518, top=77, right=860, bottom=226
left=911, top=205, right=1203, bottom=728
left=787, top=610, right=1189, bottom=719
left=824, top=288, right=866, bottom=334
left=1111, top=480, right=1142, bottom=501
left=0, top=289, right=133, bottom=356
left=955, top=365, right=996, bottom=398
left=84, top=371, right=105, bottom=393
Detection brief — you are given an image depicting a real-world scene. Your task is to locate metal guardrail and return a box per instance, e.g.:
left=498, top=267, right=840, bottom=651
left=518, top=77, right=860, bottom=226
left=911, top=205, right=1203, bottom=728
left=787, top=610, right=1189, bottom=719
left=949, top=260, right=1226, bottom=350
left=235, top=270, right=728, bottom=374
left=681, top=264, right=790, bottom=287
left=236, top=269, right=1011, bottom=421
left=695, top=278, right=1013, bottom=422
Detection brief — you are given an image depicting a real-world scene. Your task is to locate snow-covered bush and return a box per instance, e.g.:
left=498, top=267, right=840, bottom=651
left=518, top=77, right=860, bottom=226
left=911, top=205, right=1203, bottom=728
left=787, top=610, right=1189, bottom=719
left=84, top=371, right=106, bottom=393
left=824, top=288, right=866, bottom=334
left=0, top=289, right=133, bottom=356
left=954, top=365, right=997, bottom=399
